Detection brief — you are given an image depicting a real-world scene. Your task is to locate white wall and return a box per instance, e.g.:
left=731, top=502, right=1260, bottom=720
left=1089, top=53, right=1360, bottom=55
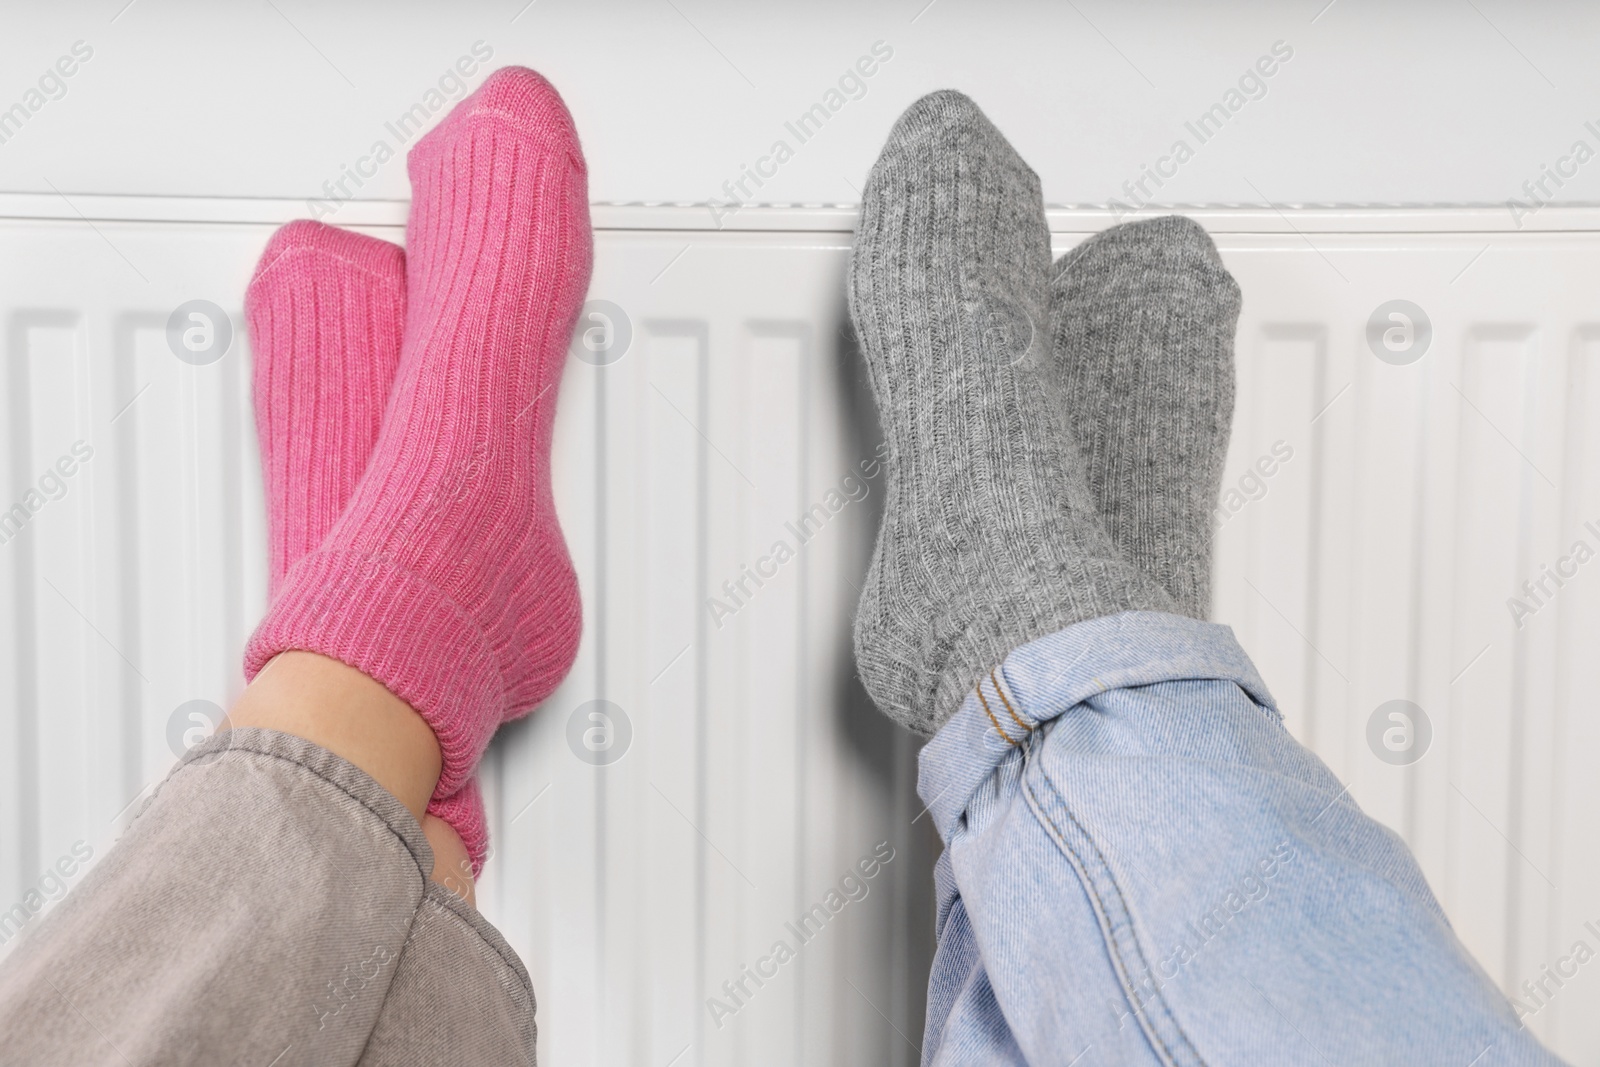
left=4, top=0, right=1600, bottom=210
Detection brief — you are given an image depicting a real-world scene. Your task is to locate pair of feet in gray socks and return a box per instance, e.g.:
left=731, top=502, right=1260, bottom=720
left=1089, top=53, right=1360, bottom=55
left=850, top=90, right=1242, bottom=736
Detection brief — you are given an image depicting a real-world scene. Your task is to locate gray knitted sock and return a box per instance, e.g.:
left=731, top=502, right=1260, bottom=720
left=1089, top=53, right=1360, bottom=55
left=1047, top=216, right=1241, bottom=619
left=848, top=91, right=1173, bottom=737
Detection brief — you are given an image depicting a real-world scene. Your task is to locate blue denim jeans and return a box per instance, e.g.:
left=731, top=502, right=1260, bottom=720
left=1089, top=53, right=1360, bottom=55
left=919, top=611, right=1563, bottom=1066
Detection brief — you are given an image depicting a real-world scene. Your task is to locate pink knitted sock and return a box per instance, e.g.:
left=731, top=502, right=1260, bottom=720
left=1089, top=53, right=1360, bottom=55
left=246, top=218, right=491, bottom=872
left=248, top=219, right=406, bottom=596
left=429, top=776, right=489, bottom=878
left=245, top=67, right=589, bottom=814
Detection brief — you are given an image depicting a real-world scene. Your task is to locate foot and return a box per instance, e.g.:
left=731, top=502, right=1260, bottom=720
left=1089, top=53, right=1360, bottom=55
left=428, top=776, right=489, bottom=882
left=422, top=813, right=478, bottom=908
left=247, top=219, right=406, bottom=596
left=228, top=653, right=480, bottom=899
left=245, top=66, right=590, bottom=802
left=228, top=651, right=442, bottom=822
left=240, top=217, right=490, bottom=873
left=848, top=91, right=1172, bottom=736
left=1047, top=216, right=1241, bottom=618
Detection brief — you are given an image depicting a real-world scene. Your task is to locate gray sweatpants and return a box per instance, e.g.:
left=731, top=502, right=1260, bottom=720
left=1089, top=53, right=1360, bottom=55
left=0, top=728, right=535, bottom=1065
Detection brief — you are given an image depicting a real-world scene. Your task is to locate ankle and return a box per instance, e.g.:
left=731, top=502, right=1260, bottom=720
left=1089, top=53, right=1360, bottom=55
left=421, top=814, right=477, bottom=907
left=226, top=651, right=443, bottom=822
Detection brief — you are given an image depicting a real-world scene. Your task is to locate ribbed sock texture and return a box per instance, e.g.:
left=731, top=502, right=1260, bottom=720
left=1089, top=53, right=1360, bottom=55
left=249, top=220, right=406, bottom=597
left=848, top=90, right=1173, bottom=737
left=245, top=219, right=491, bottom=872
left=1048, top=215, right=1240, bottom=618
left=428, top=775, right=489, bottom=877
left=245, top=66, right=590, bottom=806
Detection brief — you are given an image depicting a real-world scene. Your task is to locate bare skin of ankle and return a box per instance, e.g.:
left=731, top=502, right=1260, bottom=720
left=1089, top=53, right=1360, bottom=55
left=226, top=650, right=475, bottom=901
left=422, top=814, right=477, bottom=908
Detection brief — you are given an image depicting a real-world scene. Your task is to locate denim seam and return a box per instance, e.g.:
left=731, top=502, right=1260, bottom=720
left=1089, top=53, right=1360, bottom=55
left=1020, top=740, right=1207, bottom=1067
left=977, top=678, right=1022, bottom=747
left=990, top=667, right=1034, bottom=735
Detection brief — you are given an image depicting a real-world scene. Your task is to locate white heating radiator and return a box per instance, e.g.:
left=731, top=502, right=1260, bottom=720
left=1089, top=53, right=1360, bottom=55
left=2, top=197, right=1598, bottom=1064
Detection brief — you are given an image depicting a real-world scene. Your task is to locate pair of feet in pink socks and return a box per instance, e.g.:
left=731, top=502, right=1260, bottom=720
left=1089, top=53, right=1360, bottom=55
left=243, top=67, right=590, bottom=873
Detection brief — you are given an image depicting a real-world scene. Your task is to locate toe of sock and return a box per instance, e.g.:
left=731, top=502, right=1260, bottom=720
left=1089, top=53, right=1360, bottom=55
left=873, top=89, right=1028, bottom=175
left=855, top=89, right=1045, bottom=273
left=473, top=65, right=573, bottom=128
left=1052, top=214, right=1236, bottom=293
left=248, top=220, right=405, bottom=302
left=898, top=88, right=985, bottom=126
left=408, top=65, right=583, bottom=169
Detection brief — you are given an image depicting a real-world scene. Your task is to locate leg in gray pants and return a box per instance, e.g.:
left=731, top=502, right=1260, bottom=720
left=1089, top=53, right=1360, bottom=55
left=0, top=728, right=535, bottom=1066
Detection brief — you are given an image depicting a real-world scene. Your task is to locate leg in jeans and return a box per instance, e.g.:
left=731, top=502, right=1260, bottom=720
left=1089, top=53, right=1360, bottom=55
left=848, top=90, right=1566, bottom=1064
left=919, top=615, right=1560, bottom=1065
